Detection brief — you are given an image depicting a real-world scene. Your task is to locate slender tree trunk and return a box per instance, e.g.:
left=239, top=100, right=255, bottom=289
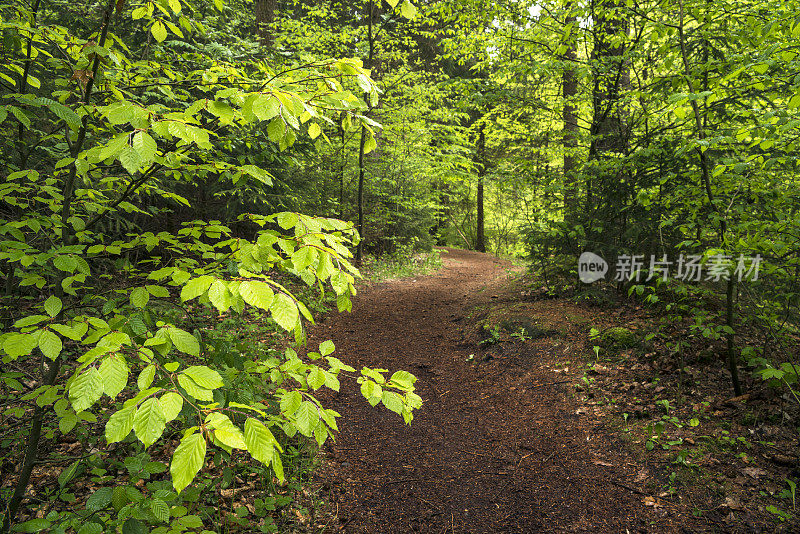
left=562, top=3, right=579, bottom=222
left=255, top=0, right=277, bottom=48
left=475, top=124, right=486, bottom=253
left=356, top=0, right=375, bottom=265
left=339, top=124, right=346, bottom=220
left=588, top=0, right=629, bottom=239
left=357, top=129, right=366, bottom=263
left=590, top=0, right=628, bottom=155
left=676, top=0, right=739, bottom=395
left=726, top=276, right=742, bottom=396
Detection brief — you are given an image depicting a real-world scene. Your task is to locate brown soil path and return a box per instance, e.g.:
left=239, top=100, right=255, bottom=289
left=308, top=249, right=680, bottom=533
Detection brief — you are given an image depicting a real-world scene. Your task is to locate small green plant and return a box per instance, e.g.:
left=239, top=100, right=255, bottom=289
left=767, top=505, right=794, bottom=522
left=779, top=478, right=797, bottom=510
left=645, top=421, right=666, bottom=450
left=589, top=327, right=601, bottom=361
left=511, top=327, right=530, bottom=342
left=480, top=325, right=502, bottom=347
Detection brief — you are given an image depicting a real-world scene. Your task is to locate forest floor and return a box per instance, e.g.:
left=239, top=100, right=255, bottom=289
left=302, top=248, right=697, bottom=532
left=302, top=247, right=799, bottom=533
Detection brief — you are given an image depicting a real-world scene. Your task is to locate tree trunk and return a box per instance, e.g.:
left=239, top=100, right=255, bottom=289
left=255, top=0, right=277, bottom=48
left=590, top=0, right=628, bottom=156
left=357, top=128, right=366, bottom=264
left=562, top=4, right=579, bottom=223
left=356, top=0, right=376, bottom=265
left=339, top=124, right=346, bottom=220
left=587, top=0, right=629, bottom=235
left=475, top=124, right=486, bottom=253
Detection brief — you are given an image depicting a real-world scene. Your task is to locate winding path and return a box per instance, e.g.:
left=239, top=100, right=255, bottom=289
left=307, top=248, right=676, bottom=533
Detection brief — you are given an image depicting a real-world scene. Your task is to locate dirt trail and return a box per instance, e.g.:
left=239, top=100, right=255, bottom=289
left=307, top=248, right=678, bottom=533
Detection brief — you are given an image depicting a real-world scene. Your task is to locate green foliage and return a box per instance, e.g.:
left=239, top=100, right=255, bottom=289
left=0, top=0, right=422, bottom=531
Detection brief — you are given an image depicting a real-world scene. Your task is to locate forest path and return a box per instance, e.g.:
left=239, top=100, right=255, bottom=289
left=307, top=248, right=677, bottom=533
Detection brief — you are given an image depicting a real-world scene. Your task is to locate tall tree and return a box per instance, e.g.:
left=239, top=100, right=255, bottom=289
left=475, top=122, right=487, bottom=252
left=561, top=2, right=580, bottom=222
left=255, top=0, right=278, bottom=47
left=356, top=0, right=377, bottom=264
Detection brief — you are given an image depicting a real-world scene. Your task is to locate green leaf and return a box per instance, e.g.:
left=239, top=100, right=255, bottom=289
left=12, top=518, right=51, bottom=532
left=280, top=390, right=302, bottom=415
left=177, top=374, right=213, bottom=401
left=106, top=404, right=135, bottom=443
left=208, top=100, right=234, bottom=123
left=389, top=370, right=417, bottom=389
left=319, top=340, right=335, bottom=356
left=308, top=122, right=322, bottom=139
left=181, top=275, right=213, bottom=301
left=98, top=355, right=129, bottom=398
left=8, top=105, right=31, bottom=129
left=360, top=380, right=382, bottom=407
left=238, top=281, right=274, bottom=310
left=119, top=145, right=141, bottom=174
left=267, top=117, right=285, bottom=142
left=206, top=412, right=246, bottom=449
left=208, top=279, right=232, bottom=313
left=323, top=371, right=340, bottom=392
left=137, top=364, right=156, bottom=390
left=307, top=367, right=326, bottom=390
left=69, top=368, right=103, bottom=413
left=270, top=293, right=299, bottom=331
left=98, top=133, right=129, bottom=161
left=133, top=131, right=157, bottom=167
left=320, top=408, right=339, bottom=432
left=59, top=412, right=78, bottom=434
left=171, top=432, right=206, bottom=493
left=169, top=328, right=200, bottom=356
left=293, top=401, right=318, bottom=437
left=121, top=519, right=146, bottom=534
left=40, top=97, right=82, bottom=131
left=58, top=460, right=80, bottom=488
left=276, top=212, right=299, bottom=230
left=151, top=20, right=168, bottom=42
left=272, top=449, right=285, bottom=483
left=105, top=101, right=134, bottom=125
left=183, top=365, right=223, bottom=389
left=3, top=333, right=38, bottom=359
left=134, top=397, right=167, bottom=448
left=253, top=95, right=280, bottom=121
left=38, top=330, right=62, bottom=360
left=51, top=323, right=87, bottom=341
left=363, top=131, right=377, bottom=154
left=13, top=315, right=48, bottom=328
left=147, top=285, right=170, bottom=298
left=292, top=246, right=317, bottom=271
left=761, top=368, right=784, bottom=380
left=150, top=497, right=170, bottom=522
left=244, top=418, right=279, bottom=465
left=381, top=391, right=404, bottom=415
left=241, top=164, right=272, bottom=185
left=130, top=286, right=150, bottom=309
left=160, top=391, right=183, bottom=422
left=77, top=523, right=103, bottom=534
left=44, top=296, right=62, bottom=318
left=86, top=487, right=113, bottom=511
